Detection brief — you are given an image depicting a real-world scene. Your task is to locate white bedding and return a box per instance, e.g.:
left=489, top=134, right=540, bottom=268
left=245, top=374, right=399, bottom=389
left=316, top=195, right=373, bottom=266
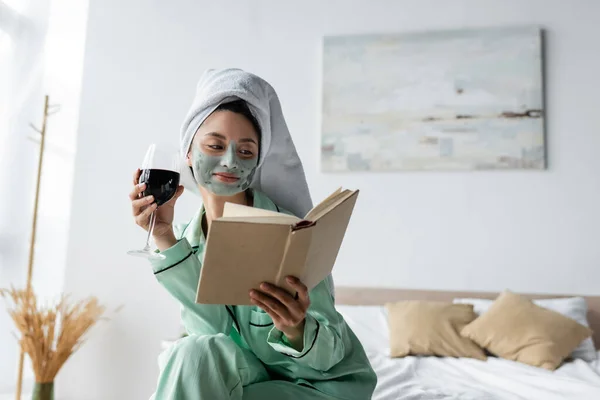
left=370, top=351, right=600, bottom=400
left=337, top=305, right=600, bottom=400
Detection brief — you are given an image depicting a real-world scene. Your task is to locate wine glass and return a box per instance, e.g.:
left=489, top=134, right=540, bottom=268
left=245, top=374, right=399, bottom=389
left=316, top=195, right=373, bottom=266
left=128, top=143, right=181, bottom=260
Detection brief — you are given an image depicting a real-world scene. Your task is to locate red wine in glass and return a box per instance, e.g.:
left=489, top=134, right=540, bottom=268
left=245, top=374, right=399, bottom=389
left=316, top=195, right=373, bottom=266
left=139, top=169, right=180, bottom=206
left=128, top=143, right=180, bottom=259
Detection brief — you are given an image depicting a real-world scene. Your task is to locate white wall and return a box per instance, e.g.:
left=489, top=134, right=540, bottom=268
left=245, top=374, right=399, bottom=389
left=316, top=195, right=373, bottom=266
left=0, top=0, right=88, bottom=395
left=59, top=0, right=600, bottom=398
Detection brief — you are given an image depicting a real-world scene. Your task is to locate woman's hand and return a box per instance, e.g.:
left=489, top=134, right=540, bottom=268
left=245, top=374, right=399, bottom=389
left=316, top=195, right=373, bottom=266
left=129, top=169, right=184, bottom=250
left=249, top=276, right=310, bottom=351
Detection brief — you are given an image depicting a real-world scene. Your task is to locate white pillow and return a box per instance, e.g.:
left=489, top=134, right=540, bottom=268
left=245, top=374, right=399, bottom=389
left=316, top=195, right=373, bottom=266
left=453, top=296, right=597, bottom=362
left=335, top=305, right=390, bottom=356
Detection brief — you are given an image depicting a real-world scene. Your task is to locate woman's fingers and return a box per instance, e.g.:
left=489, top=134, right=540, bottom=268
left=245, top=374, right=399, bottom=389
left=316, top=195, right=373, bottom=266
left=258, top=283, right=304, bottom=316
left=133, top=168, right=141, bottom=185
left=250, top=298, right=279, bottom=320
left=249, top=290, right=293, bottom=324
left=131, top=169, right=157, bottom=231
left=132, top=195, right=154, bottom=216
left=134, top=202, right=157, bottom=227
left=175, top=185, right=184, bottom=199
left=285, top=276, right=310, bottom=308
left=129, top=182, right=146, bottom=200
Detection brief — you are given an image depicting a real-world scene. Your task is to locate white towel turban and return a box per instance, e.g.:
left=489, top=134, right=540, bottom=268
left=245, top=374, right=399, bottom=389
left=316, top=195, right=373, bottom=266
left=179, top=68, right=313, bottom=218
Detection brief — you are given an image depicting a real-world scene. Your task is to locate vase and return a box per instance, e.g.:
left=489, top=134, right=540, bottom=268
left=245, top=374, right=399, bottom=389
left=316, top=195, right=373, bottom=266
left=32, top=382, right=54, bottom=400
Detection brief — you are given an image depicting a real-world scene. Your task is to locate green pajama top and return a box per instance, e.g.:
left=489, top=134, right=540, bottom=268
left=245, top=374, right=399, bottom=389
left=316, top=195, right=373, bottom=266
left=150, top=190, right=377, bottom=400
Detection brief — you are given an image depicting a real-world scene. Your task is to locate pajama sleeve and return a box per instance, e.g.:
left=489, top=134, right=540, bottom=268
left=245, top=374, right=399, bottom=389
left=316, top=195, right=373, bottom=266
left=150, top=235, right=232, bottom=336
left=266, top=278, right=346, bottom=372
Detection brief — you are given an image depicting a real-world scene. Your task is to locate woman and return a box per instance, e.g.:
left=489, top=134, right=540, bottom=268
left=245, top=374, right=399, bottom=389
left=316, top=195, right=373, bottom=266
left=130, top=69, right=377, bottom=399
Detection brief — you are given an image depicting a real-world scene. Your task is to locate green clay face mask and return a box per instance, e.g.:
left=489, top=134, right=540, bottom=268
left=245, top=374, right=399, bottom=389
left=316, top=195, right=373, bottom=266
left=191, top=141, right=258, bottom=196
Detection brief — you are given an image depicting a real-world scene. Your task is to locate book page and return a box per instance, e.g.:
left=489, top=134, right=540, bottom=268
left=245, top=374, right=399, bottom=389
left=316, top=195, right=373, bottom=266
left=305, top=189, right=354, bottom=221
left=303, top=187, right=343, bottom=220
left=219, top=216, right=298, bottom=225
left=308, top=190, right=356, bottom=221
left=223, top=202, right=300, bottom=224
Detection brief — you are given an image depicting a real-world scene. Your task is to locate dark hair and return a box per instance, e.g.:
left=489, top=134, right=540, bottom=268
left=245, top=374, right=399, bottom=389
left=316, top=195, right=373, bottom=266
left=216, top=100, right=261, bottom=144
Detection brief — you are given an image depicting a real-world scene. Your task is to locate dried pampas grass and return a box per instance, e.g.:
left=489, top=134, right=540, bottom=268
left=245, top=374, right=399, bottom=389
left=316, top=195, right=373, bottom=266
left=0, top=286, right=106, bottom=383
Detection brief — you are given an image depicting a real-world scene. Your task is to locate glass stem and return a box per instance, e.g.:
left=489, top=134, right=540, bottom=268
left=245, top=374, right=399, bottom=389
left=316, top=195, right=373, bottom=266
left=145, top=210, right=157, bottom=251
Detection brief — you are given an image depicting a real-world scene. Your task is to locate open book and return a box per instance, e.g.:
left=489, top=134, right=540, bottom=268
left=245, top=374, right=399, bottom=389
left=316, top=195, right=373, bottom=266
left=196, top=188, right=359, bottom=305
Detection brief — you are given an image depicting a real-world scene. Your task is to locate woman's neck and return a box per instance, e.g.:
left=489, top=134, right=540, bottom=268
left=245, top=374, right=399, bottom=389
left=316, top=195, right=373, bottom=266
left=199, top=187, right=249, bottom=228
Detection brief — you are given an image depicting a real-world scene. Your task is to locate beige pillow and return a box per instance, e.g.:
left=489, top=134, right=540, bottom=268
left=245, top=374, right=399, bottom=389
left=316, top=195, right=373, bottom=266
left=461, top=291, right=593, bottom=370
left=385, top=301, right=486, bottom=360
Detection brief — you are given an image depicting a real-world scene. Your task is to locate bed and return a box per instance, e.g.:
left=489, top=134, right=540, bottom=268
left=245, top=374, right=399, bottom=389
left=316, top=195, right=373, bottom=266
left=334, top=287, right=600, bottom=400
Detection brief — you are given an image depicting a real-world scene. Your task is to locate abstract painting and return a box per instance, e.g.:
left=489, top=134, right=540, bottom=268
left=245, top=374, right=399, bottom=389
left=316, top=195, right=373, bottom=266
left=320, top=26, right=545, bottom=171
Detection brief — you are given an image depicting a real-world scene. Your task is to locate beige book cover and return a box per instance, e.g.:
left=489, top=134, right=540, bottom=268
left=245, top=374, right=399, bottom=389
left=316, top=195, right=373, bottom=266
left=196, top=188, right=359, bottom=305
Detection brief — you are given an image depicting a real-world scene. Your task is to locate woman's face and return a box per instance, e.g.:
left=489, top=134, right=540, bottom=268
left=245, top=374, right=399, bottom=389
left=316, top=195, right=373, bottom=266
left=187, top=110, right=260, bottom=196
